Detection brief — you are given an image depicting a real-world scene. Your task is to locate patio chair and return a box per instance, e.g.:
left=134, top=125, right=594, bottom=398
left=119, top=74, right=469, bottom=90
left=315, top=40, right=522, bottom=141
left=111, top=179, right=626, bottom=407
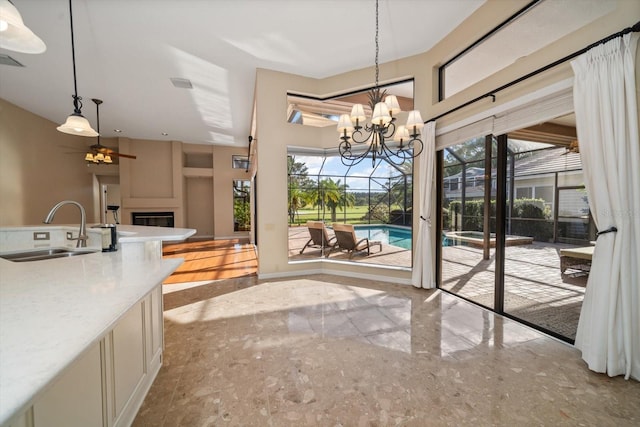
left=300, top=221, right=336, bottom=255
left=329, top=223, right=382, bottom=259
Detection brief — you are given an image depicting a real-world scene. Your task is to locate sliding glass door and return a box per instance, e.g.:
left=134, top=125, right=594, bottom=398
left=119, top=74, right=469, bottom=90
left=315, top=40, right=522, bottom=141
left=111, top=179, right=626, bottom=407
left=437, top=115, right=589, bottom=342
left=440, top=136, right=497, bottom=309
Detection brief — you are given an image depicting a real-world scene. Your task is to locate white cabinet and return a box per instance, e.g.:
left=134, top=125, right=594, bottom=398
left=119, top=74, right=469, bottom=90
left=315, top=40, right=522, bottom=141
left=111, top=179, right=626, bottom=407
left=3, top=285, right=163, bottom=427
left=105, top=286, right=163, bottom=427
left=109, top=303, right=145, bottom=425
left=33, top=343, right=103, bottom=427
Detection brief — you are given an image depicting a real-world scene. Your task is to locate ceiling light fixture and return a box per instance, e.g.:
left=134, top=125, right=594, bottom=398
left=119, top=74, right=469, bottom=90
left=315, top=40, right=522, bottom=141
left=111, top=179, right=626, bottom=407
left=85, top=98, right=112, bottom=164
left=336, top=0, right=423, bottom=167
left=0, top=0, right=46, bottom=54
left=56, top=0, right=98, bottom=137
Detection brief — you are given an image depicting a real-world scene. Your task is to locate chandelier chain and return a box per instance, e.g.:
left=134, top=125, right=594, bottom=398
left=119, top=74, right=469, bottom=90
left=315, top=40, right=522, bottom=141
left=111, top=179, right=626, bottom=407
left=336, top=0, right=424, bottom=167
left=375, top=0, right=379, bottom=88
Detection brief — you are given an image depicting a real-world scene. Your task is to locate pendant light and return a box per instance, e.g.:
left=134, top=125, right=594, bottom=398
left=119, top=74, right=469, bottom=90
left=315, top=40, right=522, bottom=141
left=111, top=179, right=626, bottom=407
left=85, top=99, right=113, bottom=164
left=0, top=0, right=46, bottom=53
left=57, top=0, right=98, bottom=137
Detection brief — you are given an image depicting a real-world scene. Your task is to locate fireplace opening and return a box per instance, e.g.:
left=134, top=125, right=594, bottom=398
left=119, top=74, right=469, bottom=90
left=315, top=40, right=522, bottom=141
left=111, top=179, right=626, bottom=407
left=132, top=212, right=174, bottom=227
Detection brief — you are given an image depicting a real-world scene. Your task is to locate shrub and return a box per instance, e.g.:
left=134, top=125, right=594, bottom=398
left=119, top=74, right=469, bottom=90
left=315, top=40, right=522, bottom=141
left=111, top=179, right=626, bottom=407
left=447, top=198, right=553, bottom=241
left=361, top=205, right=389, bottom=223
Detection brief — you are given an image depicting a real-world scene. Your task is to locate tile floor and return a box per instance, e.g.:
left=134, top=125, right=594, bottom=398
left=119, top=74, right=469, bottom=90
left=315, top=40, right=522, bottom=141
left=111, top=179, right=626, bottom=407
left=133, top=274, right=639, bottom=426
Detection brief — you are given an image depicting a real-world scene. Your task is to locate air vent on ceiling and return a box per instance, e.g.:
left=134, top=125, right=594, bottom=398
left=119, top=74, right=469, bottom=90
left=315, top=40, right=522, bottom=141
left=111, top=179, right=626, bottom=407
left=0, top=54, right=25, bottom=67
left=170, top=77, right=193, bottom=89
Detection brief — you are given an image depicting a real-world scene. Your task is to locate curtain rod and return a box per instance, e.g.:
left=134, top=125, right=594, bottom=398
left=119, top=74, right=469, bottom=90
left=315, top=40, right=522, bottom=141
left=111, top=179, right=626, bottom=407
left=427, top=21, right=640, bottom=124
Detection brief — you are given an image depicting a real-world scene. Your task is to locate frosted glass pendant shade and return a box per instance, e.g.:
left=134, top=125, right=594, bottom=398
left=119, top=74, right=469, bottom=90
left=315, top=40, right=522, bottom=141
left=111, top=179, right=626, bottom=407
left=337, top=114, right=354, bottom=133
left=0, top=0, right=46, bottom=54
left=372, top=102, right=391, bottom=126
left=384, top=95, right=401, bottom=115
left=57, top=113, right=99, bottom=137
left=104, top=155, right=113, bottom=164
left=84, top=152, right=94, bottom=161
left=406, top=110, right=424, bottom=130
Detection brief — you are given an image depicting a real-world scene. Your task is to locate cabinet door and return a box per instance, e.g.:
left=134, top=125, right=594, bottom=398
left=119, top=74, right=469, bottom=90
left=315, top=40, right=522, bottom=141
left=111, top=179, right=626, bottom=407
left=149, top=285, right=163, bottom=363
left=111, top=302, right=145, bottom=421
left=33, top=343, right=103, bottom=427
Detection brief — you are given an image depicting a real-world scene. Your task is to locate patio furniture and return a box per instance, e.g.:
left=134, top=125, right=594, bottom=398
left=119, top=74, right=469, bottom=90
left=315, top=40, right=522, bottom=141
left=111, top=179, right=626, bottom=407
left=559, top=245, right=594, bottom=273
left=329, top=223, right=382, bottom=259
left=300, top=221, right=336, bottom=255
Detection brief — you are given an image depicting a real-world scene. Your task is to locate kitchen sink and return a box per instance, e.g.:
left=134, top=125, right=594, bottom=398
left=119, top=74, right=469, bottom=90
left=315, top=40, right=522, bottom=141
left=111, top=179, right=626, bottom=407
left=0, top=248, right=99, bottom=262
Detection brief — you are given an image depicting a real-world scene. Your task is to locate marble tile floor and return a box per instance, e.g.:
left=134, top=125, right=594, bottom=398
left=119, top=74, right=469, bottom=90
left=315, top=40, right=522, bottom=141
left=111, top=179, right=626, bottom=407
left=133, top=274, right=639, bottom=426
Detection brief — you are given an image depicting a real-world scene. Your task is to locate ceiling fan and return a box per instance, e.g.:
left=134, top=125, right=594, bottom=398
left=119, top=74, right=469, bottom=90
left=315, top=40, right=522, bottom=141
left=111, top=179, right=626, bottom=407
left=84, top=98, right=136, bottom=163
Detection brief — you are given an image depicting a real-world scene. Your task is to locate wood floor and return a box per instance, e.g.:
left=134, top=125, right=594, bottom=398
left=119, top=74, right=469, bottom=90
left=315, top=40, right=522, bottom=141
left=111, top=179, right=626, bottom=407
left=162, top=238, right=257, bottom=284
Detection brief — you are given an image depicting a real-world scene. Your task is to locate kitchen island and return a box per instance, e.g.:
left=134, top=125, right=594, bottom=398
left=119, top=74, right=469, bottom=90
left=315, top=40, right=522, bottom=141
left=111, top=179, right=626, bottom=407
left=0, top=225, right=195, bottom=427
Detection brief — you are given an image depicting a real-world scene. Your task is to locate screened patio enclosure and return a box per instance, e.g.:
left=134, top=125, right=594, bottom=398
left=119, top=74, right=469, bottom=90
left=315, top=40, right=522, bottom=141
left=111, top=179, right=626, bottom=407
left=442, top=137, right=594, bottom=247
left=287, top=147, right=413, bottom=268
left=288, top=148, right=413, bottom=226
left=439, top=122, right=593, bottom=343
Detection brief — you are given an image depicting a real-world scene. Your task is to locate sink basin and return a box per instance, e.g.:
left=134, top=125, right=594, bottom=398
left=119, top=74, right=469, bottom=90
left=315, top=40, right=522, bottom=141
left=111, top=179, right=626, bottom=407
left=0, top=248, right=99, bottom=262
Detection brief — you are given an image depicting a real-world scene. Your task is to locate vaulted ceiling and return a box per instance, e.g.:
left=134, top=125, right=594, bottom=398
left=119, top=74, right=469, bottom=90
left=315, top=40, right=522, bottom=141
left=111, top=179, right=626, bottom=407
left=0, top=0, right=484, bottom=147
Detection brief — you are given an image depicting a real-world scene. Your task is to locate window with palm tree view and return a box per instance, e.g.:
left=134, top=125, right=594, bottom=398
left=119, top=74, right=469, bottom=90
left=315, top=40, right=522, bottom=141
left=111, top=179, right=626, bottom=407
left=288, top=149, right=413, bottom=268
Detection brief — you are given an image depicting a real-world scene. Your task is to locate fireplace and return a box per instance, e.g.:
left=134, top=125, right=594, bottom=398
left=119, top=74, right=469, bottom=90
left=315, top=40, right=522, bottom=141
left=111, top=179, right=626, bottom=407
left=132, top=212, right=174, bottom=228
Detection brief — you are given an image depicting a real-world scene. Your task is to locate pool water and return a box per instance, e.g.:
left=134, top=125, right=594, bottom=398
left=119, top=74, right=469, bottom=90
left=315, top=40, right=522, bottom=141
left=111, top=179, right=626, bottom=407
left=353, top=225, right=412, bottom=250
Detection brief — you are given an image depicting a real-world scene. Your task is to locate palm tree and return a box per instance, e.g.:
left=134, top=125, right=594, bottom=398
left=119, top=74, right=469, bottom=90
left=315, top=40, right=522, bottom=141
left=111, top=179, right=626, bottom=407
left=309, top=178, right=355, bottom=222
left=288, top=184, right=305, bottom=224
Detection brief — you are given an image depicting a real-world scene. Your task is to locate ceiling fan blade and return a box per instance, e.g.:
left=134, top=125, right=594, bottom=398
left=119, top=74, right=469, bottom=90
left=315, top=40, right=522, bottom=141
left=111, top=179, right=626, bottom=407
left=110, top=152, right=137, bottom=159
left=89, top=144, right=137, bottom=159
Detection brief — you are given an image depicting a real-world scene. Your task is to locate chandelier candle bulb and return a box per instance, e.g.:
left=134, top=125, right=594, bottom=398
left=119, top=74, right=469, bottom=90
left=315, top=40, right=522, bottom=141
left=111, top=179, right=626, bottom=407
left=384, top=95, right=401, bottom=115
left=350, top=104, right=366, bottom=123
left=394, top=125, right=409, bottom=143
left=406, top=110, right=424, bottom=131
left=337, top=114, right=354, bottom=132
left=372, top=102, right=391, bottom=125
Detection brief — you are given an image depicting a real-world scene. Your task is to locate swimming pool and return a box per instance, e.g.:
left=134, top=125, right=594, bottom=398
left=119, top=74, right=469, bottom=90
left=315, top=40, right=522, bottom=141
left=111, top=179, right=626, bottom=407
left=353, top=225, right=412, bottom=250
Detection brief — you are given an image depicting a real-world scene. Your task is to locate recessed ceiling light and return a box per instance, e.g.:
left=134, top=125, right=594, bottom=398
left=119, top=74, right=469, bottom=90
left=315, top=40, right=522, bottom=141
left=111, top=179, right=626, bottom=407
left=114, top=129, right=122, bottom=133
left=161, top=132, right=169, bottom=136
left=169, top=77, right=193, bottom=89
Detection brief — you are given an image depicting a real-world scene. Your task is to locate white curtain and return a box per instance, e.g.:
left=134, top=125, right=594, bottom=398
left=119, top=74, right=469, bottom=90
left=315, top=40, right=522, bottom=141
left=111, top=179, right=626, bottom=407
left=412, top=122, right=436, bottom=289
left=572, top=33, right=640, bottom=381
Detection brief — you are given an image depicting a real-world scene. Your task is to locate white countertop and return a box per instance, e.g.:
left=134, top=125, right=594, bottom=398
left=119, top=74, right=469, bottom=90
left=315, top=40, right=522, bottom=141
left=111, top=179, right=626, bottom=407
left=0, top=225, right=194, bottom=424
left=115, top=224, right=196, bottom=242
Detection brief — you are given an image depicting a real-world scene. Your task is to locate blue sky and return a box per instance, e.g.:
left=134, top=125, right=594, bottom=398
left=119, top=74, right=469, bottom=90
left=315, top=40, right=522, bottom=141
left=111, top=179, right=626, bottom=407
left=292, top=155, right=410, bottom=191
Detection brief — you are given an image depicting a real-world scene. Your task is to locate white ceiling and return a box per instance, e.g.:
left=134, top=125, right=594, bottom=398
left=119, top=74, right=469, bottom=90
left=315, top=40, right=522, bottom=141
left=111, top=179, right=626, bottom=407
left=0, top=0, right=484, bottom=147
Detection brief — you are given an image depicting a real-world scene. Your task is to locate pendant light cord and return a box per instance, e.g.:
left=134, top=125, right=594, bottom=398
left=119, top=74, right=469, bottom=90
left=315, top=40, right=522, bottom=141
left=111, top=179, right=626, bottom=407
left=68, top=0, right=82, bottom=114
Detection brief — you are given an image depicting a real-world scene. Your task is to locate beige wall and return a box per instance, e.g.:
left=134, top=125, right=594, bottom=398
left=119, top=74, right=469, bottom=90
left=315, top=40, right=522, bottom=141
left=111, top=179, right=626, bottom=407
left=0, top=99, right=96, bottom=226
left=428, top=0, right=640, bottom=127
left=0, top=100, right=250, bottom=238
left=119, top=138, right=184, bottom=227
left=118, top=138, right=249, bottom=237
left=254, top=0, right=639, bottom=280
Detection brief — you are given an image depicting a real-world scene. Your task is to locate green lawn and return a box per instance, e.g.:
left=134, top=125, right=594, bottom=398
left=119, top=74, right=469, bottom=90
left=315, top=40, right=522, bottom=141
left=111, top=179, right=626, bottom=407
left=289, top=205, right=402, bottom=225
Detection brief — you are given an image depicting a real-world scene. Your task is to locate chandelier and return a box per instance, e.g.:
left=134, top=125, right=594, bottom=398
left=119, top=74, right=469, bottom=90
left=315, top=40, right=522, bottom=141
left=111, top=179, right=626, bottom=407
left=57, top=0, right=98, bottom=137
left=337, top=0, right=423, bottom=167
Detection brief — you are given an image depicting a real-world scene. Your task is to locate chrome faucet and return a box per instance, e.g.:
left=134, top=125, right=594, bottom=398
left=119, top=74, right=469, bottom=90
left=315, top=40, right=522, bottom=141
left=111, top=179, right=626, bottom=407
left=43, top=200, right=88, bottom=248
